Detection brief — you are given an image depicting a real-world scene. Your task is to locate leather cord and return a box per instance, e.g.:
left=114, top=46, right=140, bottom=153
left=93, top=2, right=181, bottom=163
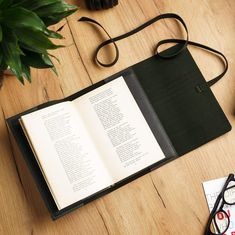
left=78, top=13, right=228, bottom=90
left=79, top=13, right=189, bottom=65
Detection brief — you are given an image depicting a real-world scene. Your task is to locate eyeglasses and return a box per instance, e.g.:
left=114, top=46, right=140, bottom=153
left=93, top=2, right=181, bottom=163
left=205, top=174, right=235, bottom=235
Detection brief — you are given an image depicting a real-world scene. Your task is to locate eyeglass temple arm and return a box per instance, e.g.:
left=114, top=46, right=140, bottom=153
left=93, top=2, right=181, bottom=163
left=211, top=174, right=234, bottom=213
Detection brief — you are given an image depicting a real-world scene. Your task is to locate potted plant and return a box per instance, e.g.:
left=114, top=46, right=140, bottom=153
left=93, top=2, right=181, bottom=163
left=0, top=0, right=78, bottom=85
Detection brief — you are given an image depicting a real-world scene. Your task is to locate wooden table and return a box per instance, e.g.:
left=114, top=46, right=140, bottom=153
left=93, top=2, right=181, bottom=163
left=0, top=0, right=234, bottom=234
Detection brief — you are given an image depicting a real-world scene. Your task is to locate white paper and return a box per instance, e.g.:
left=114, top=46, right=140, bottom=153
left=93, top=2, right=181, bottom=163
left=73, top=76, right=165, bottom=182
left=21, top=102, right=112, bottom=209
left=203, top=177, right=235, bottom=234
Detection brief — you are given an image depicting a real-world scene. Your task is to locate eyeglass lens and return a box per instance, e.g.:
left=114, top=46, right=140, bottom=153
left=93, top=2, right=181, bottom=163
left=224, top=181, right=235, bottom=204
left=210, top=210, right=229, bottom=234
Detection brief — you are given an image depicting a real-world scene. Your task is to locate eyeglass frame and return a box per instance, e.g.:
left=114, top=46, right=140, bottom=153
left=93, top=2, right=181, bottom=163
left=205, top=173, right=235, bottom=235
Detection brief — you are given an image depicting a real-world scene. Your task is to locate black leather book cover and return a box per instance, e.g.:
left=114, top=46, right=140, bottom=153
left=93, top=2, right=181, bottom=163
left=6, top=45, right=231, bottom=219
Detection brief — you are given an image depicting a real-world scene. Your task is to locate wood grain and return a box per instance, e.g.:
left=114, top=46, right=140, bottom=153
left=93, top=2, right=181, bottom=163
left=0, top=0, right=235, bottom=234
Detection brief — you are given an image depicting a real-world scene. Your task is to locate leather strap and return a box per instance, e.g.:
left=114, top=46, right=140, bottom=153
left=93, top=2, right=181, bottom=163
left=78, top=13, right=228, bottom=90
left=155, top=38, right=228, bottom=92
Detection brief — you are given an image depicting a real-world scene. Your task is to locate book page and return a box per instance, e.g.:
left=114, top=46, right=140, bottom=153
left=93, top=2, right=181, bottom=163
left=21, top=102, right=112, bottom=210
left=73, top=77, right=165, bottom=182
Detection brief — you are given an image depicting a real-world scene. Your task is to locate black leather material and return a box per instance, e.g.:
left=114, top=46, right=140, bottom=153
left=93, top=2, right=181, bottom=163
left=133, top=45, right=231, bottom=156
left=79, top=14, right=228, bottom=91
left=94, top=0, right=102, bottom=10
left=85, top=0, right=118, bottom=10
left=102, top=0, right=110, bottom=9
left=7, top=45, right=231, bottom=219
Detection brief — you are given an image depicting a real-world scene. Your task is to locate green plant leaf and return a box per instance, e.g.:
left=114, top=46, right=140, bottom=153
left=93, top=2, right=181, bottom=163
left=0, top=7, right=48, bottom=33
left=51, top=65, right=58, bottom=76
left=0, top=0, right=13, bottom=9
left=0, top=47, right=6, bottom=70
left=42, top=9, right=77, bottom=26
left=0, top=62, right=7, bottom=71
left=0, top=49, right=2, bottom=65
left=15, top=28, right=64, bottom=52
left=0, top=0, right=78, bottom=83
left=12, top=0, right=61, bottom=11
left=48, top=53, right=60, bottom=64
left=35, top=2, right=77, bottom=17
left=21, top=63, right=31, bottom=82
left=41, top=54, right=54, bottom=67
left=21, top=50, right=54, bottom=69
left=1, top=29, right=24, bottom=83
left=36, top=2, right=77, bottom=26
left=0, top=25, right=2, bottom=42
left=19, top=42, right=45, bottom=54
left=45, top=29, right=64, bottom=39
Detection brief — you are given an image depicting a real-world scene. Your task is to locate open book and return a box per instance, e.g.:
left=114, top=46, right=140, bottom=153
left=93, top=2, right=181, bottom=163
left=9, top=46, right=231, bottom=218
left=20, top=76, right=165, bottom=210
